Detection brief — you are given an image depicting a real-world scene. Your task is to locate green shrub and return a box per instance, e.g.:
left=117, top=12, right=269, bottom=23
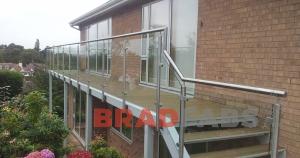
left=89, top=136, right=123, bottom=158
left=0, top=92, right=69, bottom=157
left=24, top=91, right=47, bottom=122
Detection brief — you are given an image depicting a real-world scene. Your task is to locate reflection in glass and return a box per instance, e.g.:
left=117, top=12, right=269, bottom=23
left=170, top=0, right=198, bottom=92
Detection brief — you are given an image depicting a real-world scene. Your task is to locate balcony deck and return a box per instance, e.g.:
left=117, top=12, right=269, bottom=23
left=52, top=70, right=258, bottom=126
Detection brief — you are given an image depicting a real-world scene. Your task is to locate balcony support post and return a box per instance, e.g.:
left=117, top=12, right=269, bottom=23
left=144, top=125, right=154, bottom=158
left=179, top=84, right=186, bottom=158
left=85, top=82, right=92, bottom=150
left=49, top=72, right=53, bottom=113
left=155, top=33, right=163, bottom=158
left=271, top=104, right=281, bottom=158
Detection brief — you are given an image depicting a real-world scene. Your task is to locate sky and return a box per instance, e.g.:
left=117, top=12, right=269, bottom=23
left=0, top=0, right=109, bottom=49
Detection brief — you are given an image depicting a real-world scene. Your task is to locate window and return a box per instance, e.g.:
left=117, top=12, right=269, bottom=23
left=73, top=87, right=86, bottom=141
left=111, top=106, right=133, bottom=142
left=141, top=0, right=198, bottom=93
left=87, top=18, right=112, bottom=75
left=141, top=0, right=170, bottom=86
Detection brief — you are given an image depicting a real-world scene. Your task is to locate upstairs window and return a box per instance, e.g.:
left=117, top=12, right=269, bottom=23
left=87, top=18, right=112, bottom=75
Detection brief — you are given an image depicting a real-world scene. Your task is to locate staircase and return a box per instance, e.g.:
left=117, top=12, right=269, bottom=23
left=185, top=125, right=286, bottom=158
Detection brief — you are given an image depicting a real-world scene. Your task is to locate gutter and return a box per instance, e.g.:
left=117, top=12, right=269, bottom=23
left=71, top=25, right=80, bottom=31
left=69, top=0, right=131, bottom=27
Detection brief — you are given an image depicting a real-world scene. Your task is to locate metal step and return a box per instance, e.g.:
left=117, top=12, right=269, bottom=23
left=185, top=127, right=269, bottom=144
left=190, top=144, right=285, bottom=158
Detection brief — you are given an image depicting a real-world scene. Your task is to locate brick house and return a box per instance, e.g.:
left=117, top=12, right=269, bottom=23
left=47, top=0, right=300, bottom=158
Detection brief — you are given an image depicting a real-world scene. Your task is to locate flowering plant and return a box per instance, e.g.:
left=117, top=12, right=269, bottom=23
left=25, top=149, right=55, bottom=158
left=24, top=151, right=41, bottom=158
left=40, top=149, right=55, bottom=158
left=67, top=150, right=92, bottom=158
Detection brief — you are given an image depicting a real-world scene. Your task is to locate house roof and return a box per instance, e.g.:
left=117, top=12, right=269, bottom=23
left=69, top=0, right=134, bottom=27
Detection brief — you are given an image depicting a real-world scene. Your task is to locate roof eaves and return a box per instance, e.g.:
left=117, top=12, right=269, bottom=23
left=69, top=0, right=130, bottom=27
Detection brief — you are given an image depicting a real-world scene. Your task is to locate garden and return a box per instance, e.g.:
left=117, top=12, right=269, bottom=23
left=0, top=70, right=123, bottom=158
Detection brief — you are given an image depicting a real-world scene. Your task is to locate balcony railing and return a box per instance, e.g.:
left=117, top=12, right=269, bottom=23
left=46, top=27, right=286, bottom=158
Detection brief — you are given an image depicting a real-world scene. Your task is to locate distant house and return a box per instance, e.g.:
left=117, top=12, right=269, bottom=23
left=0, top=63, right=35, bottom=76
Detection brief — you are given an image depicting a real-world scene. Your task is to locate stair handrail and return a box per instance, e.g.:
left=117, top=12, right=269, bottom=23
left=162, top=50, right=286, bottom=97
left=162, top=49, right=286, bottom=158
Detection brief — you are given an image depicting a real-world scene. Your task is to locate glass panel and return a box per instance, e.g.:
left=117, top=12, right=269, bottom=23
left=59, top=46, right=64, bottom=70
left=142, top=34, right=148, bottom=56
left=79, top=44, right=87, bottom=72
left=97, top=41, right=104, bottom=73
left=102, top=37, right=124, bottom=98
left=125, top=32, right=160, bottom=113
left=148, top=33, right=158, bottom=84
left=141, top=60, right=147, bottom=82
left=89, top=41, right=97, bottom=72
left=70, top=45, right=78, bottom=71
left=64, top=46, right=70, bottom=71
left=52, top=48, right=56, bottom=70
left=103, top=40, right=108, bottom=73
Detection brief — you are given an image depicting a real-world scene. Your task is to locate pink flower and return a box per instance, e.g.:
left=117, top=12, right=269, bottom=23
left=25, top=151, right=42, bottom=158
left=40, top=149, right=55, bottom=158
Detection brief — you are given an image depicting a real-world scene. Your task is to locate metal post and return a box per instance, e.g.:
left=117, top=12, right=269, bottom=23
left=69, top=46, right=71, bottom=73
left=123, top=45, right=128, bottom=107
left=63, top=79, right=68, bottom=147
left=144, top=125, right=154, bottom=158
left=49, top=72, right=53, bottom=113
left=179, top=84, right=186, bottom=158
left=77, top=44, right=80, bottom=81
left=271, top=104, right=281, bottom=158
left=156, top=33, right=162, bottom=158
left=64, top=80, right=68, bottom=127
left=85, top=82, right=92, bottom=150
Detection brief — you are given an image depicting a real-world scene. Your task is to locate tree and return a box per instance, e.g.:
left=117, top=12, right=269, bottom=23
left=34, top=39, right=40, bottom=52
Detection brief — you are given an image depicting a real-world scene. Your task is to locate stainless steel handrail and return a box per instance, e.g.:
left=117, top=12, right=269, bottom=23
left=48, top=27, right=167, bottom=48
left=162, top=50, right=287, bottom=97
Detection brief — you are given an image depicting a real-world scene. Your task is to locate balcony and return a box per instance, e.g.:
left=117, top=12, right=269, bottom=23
left=46, top=28, right=286, bottom=158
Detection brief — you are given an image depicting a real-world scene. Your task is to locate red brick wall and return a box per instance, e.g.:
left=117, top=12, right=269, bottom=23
left=92, top=97, right=109, bottom=140
left=196, top=0, right=300, bottom=157
left=92, top=96, right=144, bottom=158
left=107, top=125, right=144, bottom=158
